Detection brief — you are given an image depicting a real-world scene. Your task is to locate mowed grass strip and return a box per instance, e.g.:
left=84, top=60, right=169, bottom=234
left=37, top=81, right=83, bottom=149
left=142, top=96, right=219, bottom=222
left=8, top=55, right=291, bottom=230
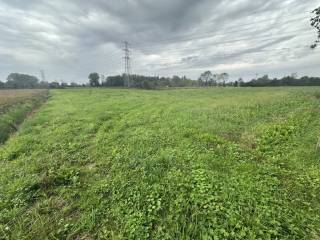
left=0, top=89, right=48, bottom=144
left=0, top=87, right=320, bottom=239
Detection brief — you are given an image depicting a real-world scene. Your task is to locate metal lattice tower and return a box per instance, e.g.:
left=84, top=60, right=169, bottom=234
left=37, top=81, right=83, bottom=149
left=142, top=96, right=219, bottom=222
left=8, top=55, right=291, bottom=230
left=40, top=70, right=46, bottom=82
left=123, top=41, right=131, bottom=87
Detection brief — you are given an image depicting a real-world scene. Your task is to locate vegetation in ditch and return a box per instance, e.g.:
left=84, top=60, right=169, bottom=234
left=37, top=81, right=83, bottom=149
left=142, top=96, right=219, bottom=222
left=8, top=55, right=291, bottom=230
left=0, top=90, right=48, bottom=144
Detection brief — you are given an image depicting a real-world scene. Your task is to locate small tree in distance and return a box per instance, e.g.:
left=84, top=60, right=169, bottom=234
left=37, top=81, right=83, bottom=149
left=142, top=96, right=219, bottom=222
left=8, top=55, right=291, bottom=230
left=199, top=71, right=213, bottom=87
left=237, top=78, right=243, bottom=87
left=88, top=72, right=100, bottom=87
left=311, top=6, right=320, bottom=49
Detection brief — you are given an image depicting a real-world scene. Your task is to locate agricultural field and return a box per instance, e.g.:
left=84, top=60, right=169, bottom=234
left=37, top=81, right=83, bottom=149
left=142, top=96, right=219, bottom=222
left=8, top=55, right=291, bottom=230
left=0, top=89, right=48, bottom=144
left=0, top=87, right=320, bottom=239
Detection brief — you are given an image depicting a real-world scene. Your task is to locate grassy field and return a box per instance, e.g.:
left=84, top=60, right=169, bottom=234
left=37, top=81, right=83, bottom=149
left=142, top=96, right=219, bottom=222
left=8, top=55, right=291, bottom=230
left=0, top=87, right=320, bottom=239
left=0, top=89, right=48, bottom=144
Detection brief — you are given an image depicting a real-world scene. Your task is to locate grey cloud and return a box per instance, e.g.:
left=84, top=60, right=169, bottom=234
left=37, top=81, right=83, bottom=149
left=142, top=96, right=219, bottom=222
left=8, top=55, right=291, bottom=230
left=0, top=0, right=319, bottom=82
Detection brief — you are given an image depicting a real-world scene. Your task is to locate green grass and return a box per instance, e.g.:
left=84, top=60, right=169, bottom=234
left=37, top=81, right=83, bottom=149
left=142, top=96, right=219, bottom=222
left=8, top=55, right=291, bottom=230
left=0, top=90, right=48, bottom=144
left=0, top=87, right=320, bottom=239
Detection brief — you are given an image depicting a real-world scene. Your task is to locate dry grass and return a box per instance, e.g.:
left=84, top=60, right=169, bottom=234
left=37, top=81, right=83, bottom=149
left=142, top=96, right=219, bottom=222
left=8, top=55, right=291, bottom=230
left=0, top=89, right=47, bottom=111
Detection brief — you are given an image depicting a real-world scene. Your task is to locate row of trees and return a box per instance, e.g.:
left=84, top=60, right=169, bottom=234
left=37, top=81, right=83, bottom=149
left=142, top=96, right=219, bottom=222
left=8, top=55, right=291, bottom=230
left=88, top=73, right=198, bottom=89
left=1, top=72, right=320, bottom=90
left=88, top=72, right=320, bottom=89
left=0, top=73, right=46, bottom=89
left=0, top=72, right=199, bottom=90
left=0, top=73, right=86, bottom=89
left=241, top=75, right=320, bottom=87
left=198, top=71, right=230, bottom=86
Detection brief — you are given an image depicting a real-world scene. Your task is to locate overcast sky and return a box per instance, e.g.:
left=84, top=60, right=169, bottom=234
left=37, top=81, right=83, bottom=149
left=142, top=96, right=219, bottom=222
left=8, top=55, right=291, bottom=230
left=0, top=0, right=319, bottom=83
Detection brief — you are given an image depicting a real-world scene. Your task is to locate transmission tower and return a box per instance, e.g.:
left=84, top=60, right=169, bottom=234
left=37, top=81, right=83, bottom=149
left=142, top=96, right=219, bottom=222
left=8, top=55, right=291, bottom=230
left=40, top=70, right=46, bottom=82
left=123, top=41, right=131, bottom=87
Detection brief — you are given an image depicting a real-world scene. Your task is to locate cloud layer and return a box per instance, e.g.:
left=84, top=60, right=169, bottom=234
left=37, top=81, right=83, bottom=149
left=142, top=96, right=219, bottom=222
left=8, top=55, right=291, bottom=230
left=0, top=0, right=319, bottom=82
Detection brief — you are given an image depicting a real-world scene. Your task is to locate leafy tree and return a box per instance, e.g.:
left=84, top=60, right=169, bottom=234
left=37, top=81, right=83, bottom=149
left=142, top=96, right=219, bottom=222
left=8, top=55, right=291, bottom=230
left=311, top=7, right=320, bottom=48
left=234, top=78, right=243, bottom=87
left=172, top=75, right=186, bottom=87
left=222, top=73, right=229, bottom=84
left=217, top=73, right=229, bottom=86
left=199, top=71, right=213, bottom=86
left=0, top=81, right=4, bottom=88
left=49, top=82, right=61, bottom=89
left=142, top=80, right=156, bottom=90
left=212, top=74, right=219, bottom=86
left=6, top=73, right=39, bottom=89
left=103, top=75, right=124, bottom=87
left=70, top=82, right=80, bottom=87
left=61, top=82, right=69, bottom=88
left=88, top=72, right=100, bottom=87
left=39, top=81, right=49, bottom=89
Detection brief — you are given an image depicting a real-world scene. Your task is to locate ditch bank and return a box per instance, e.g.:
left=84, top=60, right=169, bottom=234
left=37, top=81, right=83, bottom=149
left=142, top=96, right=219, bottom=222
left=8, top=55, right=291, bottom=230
left=0, top=90, right=49, bottom=144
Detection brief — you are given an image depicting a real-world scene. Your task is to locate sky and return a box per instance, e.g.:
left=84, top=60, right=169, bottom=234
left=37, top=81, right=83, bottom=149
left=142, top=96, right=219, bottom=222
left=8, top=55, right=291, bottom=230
left=0, top=0, right=319, bottom=83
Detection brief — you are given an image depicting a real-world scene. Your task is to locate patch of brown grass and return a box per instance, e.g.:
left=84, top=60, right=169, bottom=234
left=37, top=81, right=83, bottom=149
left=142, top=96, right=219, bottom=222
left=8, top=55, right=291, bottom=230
left=0, top=89, right=47, bottom=112
left=240, top=132, right=257, bottom=149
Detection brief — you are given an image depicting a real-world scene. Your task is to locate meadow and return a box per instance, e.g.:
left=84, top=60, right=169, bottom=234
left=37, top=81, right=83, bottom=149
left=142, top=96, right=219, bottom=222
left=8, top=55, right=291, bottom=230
left=0, top=87, right=320, bottom=239
left=0, top=89, right=48, bottom=144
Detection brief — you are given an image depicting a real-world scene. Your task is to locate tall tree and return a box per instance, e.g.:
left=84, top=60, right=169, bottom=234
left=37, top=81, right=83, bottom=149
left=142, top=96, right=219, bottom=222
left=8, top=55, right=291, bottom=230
left=219, top=73, right=229, bottom=86
left=88, top=72, right=100, bottom=87
left=311, top=6, right=320, bottom=48
left=199, top=71, right=213, bottom=86
left=237, top=78, right=243, bottom=87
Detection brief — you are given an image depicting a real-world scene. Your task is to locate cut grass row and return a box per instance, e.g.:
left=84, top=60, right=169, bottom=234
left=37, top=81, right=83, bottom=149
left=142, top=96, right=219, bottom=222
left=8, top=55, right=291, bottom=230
left=0, top=87, right=319, bottom=239
left=0, top=90, right=48, bottom=144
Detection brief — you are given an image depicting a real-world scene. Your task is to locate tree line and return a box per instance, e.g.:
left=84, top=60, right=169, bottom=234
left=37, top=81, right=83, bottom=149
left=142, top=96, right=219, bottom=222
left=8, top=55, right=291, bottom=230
left=241, top=75, right=320, bottom=87
left=0, top=73, right=85, bottom=89
left=197, top=71, right=231, bottom=87
left=88, top=73, right=197, bottom=89
left=1, top=72, right=320, bottom=90
left=0, top=72, right=198, bottom=90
